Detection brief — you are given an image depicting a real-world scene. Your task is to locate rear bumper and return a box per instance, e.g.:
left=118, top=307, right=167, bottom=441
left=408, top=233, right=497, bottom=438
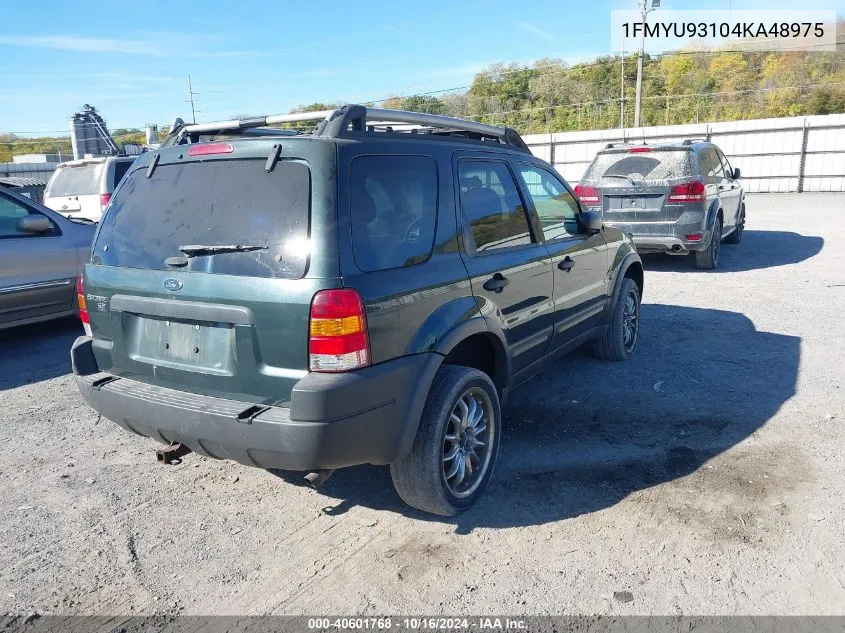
left=605, top=216, right=711, bottom=254
left=630, top=235, right=706, bottom=254
left=71, top=336, right=441, bottom=471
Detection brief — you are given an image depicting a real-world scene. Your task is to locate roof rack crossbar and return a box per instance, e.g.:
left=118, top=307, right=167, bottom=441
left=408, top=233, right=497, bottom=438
left=162, top=104, right=530, bottom=152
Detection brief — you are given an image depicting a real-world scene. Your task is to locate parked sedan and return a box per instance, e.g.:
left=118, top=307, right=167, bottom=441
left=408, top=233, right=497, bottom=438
left=0, top=186, right=96, bottom=329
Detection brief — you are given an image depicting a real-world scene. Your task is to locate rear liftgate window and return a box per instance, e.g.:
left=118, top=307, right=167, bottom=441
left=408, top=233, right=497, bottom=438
left=46, top=163, right=105, bottom=197
left=93, top=159, right=310, bottom=279
left=584, top=151, right=692, bottom=183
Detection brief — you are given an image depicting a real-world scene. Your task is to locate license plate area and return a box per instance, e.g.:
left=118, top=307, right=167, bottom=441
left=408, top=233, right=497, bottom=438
left=607, top=197, right=648, bottom=211
left=623, top=198, right=646, bottom=210
left=125, top=314, right=236, bottom=375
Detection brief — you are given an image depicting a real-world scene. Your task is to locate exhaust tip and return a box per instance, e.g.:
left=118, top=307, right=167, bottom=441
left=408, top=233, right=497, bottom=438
left=304, top=469, right=335, bottom=489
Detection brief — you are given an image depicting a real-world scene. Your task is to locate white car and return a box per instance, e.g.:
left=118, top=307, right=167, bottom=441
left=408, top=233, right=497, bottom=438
left=43, top=156, right=136, bottom=223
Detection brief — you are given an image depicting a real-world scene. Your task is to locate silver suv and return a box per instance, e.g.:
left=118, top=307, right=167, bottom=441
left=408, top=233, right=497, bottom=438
left=575, top=140, right=745, bottom=269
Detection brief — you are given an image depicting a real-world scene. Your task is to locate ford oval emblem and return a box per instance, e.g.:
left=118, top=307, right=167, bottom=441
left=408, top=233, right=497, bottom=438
left=163, top=279, right=183, bottom=291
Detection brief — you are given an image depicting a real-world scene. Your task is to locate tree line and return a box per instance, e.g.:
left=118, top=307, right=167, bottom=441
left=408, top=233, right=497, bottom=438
left=3, top=34, right=843, bottom=161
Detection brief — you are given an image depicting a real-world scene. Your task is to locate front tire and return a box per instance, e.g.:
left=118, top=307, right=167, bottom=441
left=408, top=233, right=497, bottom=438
left=592, top=277, right=641, bottom=361
left=390, top=365, right=501, bottom=516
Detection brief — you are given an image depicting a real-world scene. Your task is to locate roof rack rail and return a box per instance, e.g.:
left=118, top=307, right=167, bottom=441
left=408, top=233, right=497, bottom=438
left=604, top=141, right=637, bottom=149
left=681, top=138, right=709, bottom=145
left=160, top=104, right=530, bottom=153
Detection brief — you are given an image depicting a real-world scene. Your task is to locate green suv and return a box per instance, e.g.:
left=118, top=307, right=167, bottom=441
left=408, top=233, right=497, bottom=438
left=71, top=105, right=644, bottom=515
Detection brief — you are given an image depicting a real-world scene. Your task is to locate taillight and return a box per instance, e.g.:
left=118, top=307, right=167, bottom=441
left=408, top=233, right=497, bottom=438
left=77, top=276, right=92, bottom=336
left=100, top=193, right=111, bottom=210
left=668, top=180, right=706, bottom=202
left=309, top=289, right=370, bottom=372
left=574, top=183, right=601, bottom=206
left=628, top=146, right=651, bottom=153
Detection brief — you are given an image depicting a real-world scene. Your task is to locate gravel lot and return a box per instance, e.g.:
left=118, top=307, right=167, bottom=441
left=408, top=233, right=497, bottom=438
left=1, top=193, right=843, bottom=617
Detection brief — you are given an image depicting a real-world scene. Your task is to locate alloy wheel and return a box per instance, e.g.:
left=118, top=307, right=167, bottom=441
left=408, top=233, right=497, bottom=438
left=442, top=387, right=495, bottom=499
left=622, top=289, right=640, bottom=353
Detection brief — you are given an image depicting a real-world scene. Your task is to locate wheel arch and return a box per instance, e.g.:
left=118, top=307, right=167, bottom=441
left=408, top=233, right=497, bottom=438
left=706, top=199, right=723, bottom=230
left=607, top=251, right=644, bottom=320
left=406, top=295, right=511, bottom=396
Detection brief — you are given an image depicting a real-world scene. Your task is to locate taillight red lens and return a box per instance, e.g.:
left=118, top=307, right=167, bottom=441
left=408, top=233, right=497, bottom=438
left=628, top=146, right=651, bottom=153
left=668, top=180, right=706, bottom=202
left=188, top=143, right=234, bottom=156
left=100, top=193, right=111, bottom=209
left=77, top=276, right=91, bottom=335
left=309, top=289, right=370, bottom=372
left=574, top=183, right=601, bottom=205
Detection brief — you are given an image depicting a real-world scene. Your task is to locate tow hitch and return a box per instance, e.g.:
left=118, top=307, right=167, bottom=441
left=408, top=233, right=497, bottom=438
left=156, top=442, right=191, bottom=465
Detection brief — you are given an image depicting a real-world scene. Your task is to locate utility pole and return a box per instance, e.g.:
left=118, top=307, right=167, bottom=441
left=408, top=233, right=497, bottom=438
left=634, top=0, right=659, bottom=128
left=620, top=44, right=625, bottom=129
left=187, top=74, right=199, bottom=124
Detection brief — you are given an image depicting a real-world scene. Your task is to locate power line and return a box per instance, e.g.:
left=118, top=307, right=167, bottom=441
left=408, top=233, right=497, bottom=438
left=347, top=40, right=844, bottom=107
left=2, top=80, right=843, bottom=146
left=3, top=39, right=843, bottom=139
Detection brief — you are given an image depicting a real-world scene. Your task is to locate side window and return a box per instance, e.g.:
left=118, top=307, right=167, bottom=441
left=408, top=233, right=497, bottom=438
left=458, top=160, right=533, bottom=253
left=517, top=164, right=580, bottom=241
left=717, top=150, right=734, bottom=179
left=349, top=155, right=437, bottom=272
left=700, top=149, right=724, bottom=183
left=112, top=161, right=133, bottom=187
left=0, top=193, right=53, bottom=239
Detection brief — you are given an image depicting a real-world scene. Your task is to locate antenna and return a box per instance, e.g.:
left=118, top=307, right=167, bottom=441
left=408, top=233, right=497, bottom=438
left=187, top=75, right=199, bottom=124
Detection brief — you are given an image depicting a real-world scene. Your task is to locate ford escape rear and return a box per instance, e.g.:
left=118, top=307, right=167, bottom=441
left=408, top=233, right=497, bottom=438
left=71, top=105, right=644, bottom=515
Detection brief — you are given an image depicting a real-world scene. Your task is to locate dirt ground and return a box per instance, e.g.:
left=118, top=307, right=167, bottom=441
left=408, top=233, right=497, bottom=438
left=1, top=193, right=843, bottom=616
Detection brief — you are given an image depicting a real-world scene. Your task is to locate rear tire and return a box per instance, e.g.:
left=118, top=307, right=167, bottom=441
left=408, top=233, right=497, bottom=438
left=725, top=207, right=744, bottom=244
left=390, top=365, right=500, bottom=516
left=695, top=217, right=722, bottom=269
left=592, top=277, right=641, bottom=361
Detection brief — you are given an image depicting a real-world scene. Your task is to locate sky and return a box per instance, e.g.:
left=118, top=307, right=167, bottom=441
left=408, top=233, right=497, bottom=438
left=1, top=0, right=843, bottom=135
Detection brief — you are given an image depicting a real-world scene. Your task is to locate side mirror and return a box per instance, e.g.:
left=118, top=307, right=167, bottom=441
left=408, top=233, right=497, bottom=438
left=17, top=215, right=54, bottom=234
left=580, top=209, right=603, bottom=233
left=732, top=167, right=741, bottom=180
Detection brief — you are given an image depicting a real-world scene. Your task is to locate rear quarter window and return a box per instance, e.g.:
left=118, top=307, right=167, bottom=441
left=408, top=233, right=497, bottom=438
left=349, top=155, right=437, bottom=272
left=111, top=160, right=134, bottom=188
left=93, top=159, right=311, bottom=279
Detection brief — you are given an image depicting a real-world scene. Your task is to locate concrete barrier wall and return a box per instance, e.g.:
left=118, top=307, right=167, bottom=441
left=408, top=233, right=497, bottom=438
left=522, top=113, right=845, bottom=193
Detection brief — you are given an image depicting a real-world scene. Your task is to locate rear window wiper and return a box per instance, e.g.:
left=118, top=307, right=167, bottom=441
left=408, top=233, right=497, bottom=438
left=602, top=173, right=636, bottom=184
left=178, top=244, right=268, bottom=257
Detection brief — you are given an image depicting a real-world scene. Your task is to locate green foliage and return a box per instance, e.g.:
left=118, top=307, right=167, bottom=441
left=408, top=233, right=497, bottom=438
left=397, top=95, right=445, bottom=115
left=3, top=33, right=844, bottom=159
left=449, top=44, right=844, bottom=133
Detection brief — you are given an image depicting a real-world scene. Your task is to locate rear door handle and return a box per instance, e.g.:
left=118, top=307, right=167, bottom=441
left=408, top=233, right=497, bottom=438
left=483, top=273, right=510, bottom=293
left=558, top=257, right=575, bottom=272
